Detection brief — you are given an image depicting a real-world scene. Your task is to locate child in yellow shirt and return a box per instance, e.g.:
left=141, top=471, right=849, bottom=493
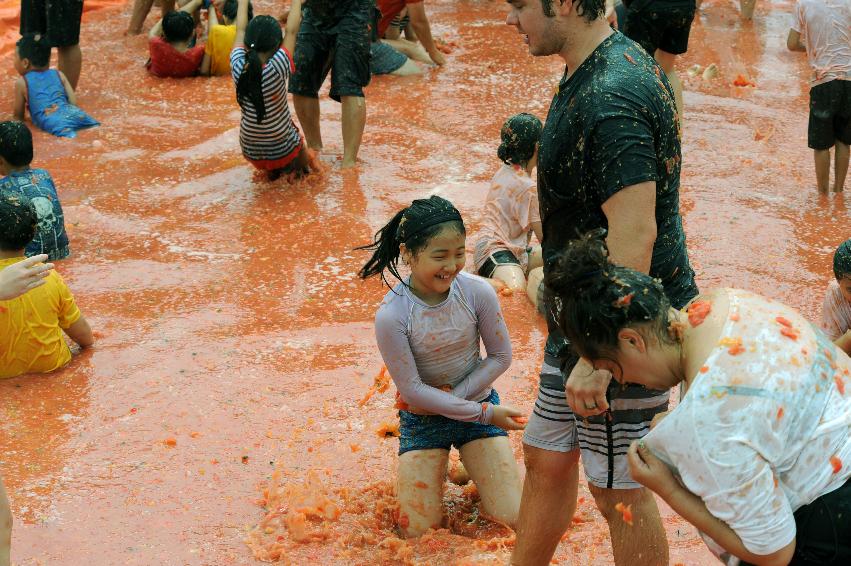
left=0, top=193, right=93, bottom=379
left=200, top=0, right=253, bottom=76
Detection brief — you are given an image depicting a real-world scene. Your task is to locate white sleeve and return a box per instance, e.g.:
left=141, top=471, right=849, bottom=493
left=683, top=441, right=796, bottom=556
left=790, top=2, right=803, bottom=33
left=821, top=283, right=846, bottom=341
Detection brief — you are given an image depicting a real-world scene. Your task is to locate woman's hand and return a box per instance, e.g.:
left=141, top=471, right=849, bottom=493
left=491, top=405, right=526, bottom=431
left=627, top=441, right=677, bottom=498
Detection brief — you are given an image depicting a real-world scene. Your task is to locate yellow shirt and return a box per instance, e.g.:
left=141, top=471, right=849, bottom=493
left=0, top=257, right=81, bottom=378
left=205, top=24, right=237, bottom=76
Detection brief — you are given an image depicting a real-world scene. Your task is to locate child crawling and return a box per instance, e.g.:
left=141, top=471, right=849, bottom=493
left=358, top=195, right=524, bottom=536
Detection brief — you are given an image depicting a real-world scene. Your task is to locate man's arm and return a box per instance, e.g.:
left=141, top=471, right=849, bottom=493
left=406, top=2, right=445, bottom=65
left=787, top=29, right=805, bottom=52
left=64, top=315, right=94, bottom=348
left=283, top=0, right=302, bottom=55
left=600, top=181, right=657, bottom=273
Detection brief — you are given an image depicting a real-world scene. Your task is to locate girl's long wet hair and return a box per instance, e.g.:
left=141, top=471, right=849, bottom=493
left=236, top=16, right=282, bottom=124
left=545, top=229, right=675, bottom=361
left=357, top=195, right=465, bottom=288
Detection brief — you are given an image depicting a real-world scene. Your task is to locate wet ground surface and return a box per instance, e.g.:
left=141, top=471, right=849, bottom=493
left=0, top=0, right=846, bottom=563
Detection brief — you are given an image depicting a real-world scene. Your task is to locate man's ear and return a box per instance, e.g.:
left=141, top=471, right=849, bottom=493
left=556, top=0, right=576, bottom=18
left=618, top=327, right=647, bottom=354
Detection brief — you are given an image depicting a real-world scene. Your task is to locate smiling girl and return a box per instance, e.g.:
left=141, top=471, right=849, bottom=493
left=357, top=195, right=525, bottom=537
left=546, top=229, right=851, bottom=566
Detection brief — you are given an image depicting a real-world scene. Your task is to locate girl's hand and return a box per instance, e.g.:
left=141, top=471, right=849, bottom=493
left=491, top=405, right=527, bottom=431
left=627, top=441, right=677, bottom=498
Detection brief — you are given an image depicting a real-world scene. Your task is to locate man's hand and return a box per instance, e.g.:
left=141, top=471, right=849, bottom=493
left=0, top=254, right=52, bottom=300
left=566, top=357, right=611, bottom=417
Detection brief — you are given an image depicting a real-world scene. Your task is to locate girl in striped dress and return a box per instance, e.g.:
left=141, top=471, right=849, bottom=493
left=231, top=0, right=308, bottom=180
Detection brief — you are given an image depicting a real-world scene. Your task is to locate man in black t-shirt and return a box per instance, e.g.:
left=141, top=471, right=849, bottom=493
left=506, top=1, right=698, bottom=565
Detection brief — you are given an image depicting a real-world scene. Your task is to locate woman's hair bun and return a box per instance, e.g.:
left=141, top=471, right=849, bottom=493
left=498, top=113, right=542, bottom=166
left=545, top=228, right=610, bottom=297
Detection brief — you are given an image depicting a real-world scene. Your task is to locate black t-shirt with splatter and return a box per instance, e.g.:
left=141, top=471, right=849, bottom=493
left=538, top=31, right=698, bottom=365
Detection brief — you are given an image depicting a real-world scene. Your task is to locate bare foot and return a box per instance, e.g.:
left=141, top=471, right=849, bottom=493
left=340, top=158, right=359, bottom=169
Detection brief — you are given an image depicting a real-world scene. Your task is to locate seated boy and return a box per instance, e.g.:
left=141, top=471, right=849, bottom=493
left=787, top=0, right=851, bottom=193
left=0, top=192, right=93, bottom=379
left=147, top=0, right=207, bottom=78
left=200, top=0, right=252, bottom=76
left=822, top=238, right=851, bottom=355
left=0, top=121, right=69, bottom=261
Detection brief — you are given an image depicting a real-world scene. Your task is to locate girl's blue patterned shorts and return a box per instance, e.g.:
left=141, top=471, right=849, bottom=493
left=398, top=389, right=508, bottom=455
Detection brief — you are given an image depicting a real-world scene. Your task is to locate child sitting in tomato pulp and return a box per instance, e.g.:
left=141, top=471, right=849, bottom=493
left=822, top=238, right=851, bottom=355
left=12, top=33, right=98, bottom=138
left=0, top=193, right=94, bottom=379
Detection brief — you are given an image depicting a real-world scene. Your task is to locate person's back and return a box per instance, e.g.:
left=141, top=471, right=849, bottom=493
left=206, top=24, right=237, bottom=75
left=0, top=120, right=70, bottom=261
left=12, top=34, right=98, bottom=138
left=794, top=0, right=851, bottom=86
left=0, top=192, right=92, bottom=379
left=147, top=8, right=205, bottom=78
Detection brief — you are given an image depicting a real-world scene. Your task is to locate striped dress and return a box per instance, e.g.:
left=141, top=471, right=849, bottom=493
left=230, top=46, right=302, bottom=170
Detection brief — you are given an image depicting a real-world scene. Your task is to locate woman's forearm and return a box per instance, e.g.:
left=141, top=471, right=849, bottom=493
left=661, top=484, right=792, bottom=566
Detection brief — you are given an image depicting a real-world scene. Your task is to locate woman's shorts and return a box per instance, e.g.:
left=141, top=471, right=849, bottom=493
left=398, top=389, right=508, bottom=455
left=370, top=41, right=407, bottom=75
left=808, top=79, right=851, bottom=150
left=20, top=0, right=83, bottom=47
left=478, top=249, right=521, bottom=278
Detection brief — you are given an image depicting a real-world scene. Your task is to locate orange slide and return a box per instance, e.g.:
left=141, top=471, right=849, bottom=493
left=0, top=0, right=128, bottom=56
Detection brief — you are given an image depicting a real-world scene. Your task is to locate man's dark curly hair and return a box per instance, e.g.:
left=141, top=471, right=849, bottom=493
left=541, top=0, right=606, bottom=21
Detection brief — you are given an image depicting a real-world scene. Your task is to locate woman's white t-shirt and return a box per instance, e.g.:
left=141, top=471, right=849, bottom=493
left=645, top=289, right=851, bottom=560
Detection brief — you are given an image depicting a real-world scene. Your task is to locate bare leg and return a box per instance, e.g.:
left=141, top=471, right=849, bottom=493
left=127, top=0, right=155, bottom=34
left=341, top=95, right=366, bottom=169
left=0, top=477, right=11, bottom=566
left=57, top=44, right=82, bottom=90
left=526, top=267, right=544, bottom=312
left=655, top=50, right=683, bottom=124
left=834, top=141, right=849, bottom=192
left=492, top=264, right=527, bottom=291
left=588, top=485, right=669, bottom=566
left=815, top=148, right=831, bottom=193
left=293, top=95, right=323, bottom=151
left=398, top=448, right=449, bottom=537
left=459, top=437, right=522, bottom=528
left=740, top=0, right=756, bottom=19
left=527, top=245, right=543, bottom=271
left=391, top=58, right=422, bottom=77
left=383, top=38, right=431, bottom=64
left=510, top=446, right=580, bottom=566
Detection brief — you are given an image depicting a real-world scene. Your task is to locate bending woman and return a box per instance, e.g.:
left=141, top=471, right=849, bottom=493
left=546, top=229, right=851, bottom=566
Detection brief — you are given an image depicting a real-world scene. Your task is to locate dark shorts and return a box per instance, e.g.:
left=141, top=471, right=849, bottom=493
left=20, top=0, right=83, bottom=47
left=808, top=80, right=851, bottom=150
left=478, top=249, right=521, bottom=278
left=741, top=477, right=851, bottom=566
left=370, top=40, right=407, bottom=75
left=288, top=0, right=372, bottom=102
left=398, top=389, right=508, bottom=455
left=623, top=0, right=696, bottom=56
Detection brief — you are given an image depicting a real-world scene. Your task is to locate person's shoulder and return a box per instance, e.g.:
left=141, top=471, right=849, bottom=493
left=456, top=271, right=497, bottom=299
left=375, top=284, right=410, bottom=326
